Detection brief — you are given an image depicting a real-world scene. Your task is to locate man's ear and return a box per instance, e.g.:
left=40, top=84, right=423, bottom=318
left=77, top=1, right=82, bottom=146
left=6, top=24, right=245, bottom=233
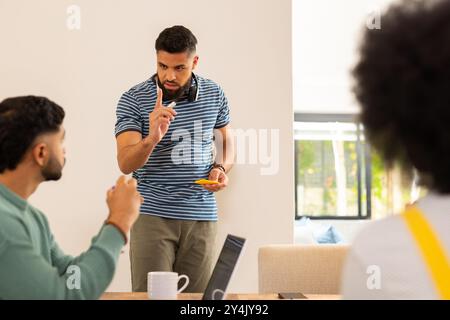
left=192, top=55, right=199, bottom=70
left=31, top=143, right=48, bottom=167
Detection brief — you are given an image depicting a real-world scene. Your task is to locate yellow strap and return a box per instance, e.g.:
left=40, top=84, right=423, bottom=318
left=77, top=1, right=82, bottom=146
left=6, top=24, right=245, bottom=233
left=403, top=206, right=450, bottom=300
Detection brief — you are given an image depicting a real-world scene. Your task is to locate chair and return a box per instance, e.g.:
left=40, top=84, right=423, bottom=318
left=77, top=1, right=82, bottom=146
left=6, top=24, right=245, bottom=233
left=258, top=244, right=350, bottom=294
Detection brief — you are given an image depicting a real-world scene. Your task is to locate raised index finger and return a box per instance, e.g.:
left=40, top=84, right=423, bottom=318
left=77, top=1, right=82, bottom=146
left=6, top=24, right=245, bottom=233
left=155, top=87, right=163, bottom=108
left=116, top=175, right=127, bottom=185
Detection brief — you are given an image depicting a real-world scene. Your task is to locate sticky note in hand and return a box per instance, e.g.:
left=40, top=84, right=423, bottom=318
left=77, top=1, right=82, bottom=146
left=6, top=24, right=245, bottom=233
left=195, top=179, right=219, bottom=185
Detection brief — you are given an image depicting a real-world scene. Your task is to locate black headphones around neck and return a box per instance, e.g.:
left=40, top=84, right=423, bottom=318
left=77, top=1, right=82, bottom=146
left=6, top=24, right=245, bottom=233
left=151, top=73, right=199, bottom=103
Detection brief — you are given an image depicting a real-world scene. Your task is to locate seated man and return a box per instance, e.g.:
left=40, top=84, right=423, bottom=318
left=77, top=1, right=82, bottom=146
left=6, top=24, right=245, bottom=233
left=0, top=96, right=142, bottom=299
left=341, top=0, right=450, bottom=299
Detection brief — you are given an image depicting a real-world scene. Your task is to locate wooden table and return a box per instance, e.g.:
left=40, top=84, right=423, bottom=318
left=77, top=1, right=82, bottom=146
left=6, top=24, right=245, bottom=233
left=101, top=292, right=341, bottom=300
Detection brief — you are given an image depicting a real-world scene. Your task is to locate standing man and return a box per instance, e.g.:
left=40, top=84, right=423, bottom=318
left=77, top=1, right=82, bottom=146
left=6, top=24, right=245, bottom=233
left=115, top=25, right=235, bottom=293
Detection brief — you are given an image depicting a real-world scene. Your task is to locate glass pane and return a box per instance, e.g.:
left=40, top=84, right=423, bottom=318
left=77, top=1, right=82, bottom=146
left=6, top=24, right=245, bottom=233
left=294, top=119, right=427, bottom=219
left=295, top=121, right=362, bottom=217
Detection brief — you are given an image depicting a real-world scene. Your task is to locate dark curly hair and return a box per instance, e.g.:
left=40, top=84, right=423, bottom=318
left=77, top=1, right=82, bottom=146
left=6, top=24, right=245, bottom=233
left=0, top=96, right=65, bottom=173
left=353, top=0, right=450, bottom=193
left=155, top=25, right=197, bottom=55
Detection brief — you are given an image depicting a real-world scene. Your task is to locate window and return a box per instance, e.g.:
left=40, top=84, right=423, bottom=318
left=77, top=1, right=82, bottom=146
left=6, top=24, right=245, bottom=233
left=292, top=1, right=421, bottom=219
left=295, top=114, right=369, bottom=219
left=295, top=113, right=421, bottom=220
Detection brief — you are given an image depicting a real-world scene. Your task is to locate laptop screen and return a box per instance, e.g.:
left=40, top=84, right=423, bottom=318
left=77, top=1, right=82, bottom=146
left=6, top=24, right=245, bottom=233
left=202, top=234, right=246, bottom=300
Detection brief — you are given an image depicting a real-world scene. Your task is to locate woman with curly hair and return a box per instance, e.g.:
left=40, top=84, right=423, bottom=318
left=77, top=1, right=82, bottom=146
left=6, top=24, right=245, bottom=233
left=341, top=0, right=450, bottom=299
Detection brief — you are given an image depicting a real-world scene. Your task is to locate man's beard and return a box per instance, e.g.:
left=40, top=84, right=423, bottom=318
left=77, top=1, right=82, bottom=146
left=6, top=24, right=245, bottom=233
left=157, top=77, right=191, bottom=102
left=41, top=156, right=65, bottom=181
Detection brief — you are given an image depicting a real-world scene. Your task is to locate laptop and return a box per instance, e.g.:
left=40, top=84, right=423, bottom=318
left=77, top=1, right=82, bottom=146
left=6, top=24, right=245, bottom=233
left=202, top=234, right=246, bottom=300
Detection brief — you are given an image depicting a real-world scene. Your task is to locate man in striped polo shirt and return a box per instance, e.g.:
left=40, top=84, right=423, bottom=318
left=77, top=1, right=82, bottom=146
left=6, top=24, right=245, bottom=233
left=115, top=26, right=235, bottom=293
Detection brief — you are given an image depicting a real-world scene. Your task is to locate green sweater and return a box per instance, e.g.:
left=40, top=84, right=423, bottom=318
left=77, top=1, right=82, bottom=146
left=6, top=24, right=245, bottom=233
left=0, top=183, right=125, bottom=299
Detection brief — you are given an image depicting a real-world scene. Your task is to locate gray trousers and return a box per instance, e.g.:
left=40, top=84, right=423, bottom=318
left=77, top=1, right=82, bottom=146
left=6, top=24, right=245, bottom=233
left=130, top=214, right=217, bottom=293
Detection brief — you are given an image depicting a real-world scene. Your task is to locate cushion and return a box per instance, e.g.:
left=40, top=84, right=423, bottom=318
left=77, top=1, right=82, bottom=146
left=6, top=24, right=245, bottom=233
left=295, top=217, right=345, bottom=244
left=294, top=218, right=317, bottom=244
left=316, top=225, right=344, bottom=244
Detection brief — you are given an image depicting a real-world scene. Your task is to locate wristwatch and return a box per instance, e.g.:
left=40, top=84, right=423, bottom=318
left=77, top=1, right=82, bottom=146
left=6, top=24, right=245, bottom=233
left=212, top=163, right=226, bottom=173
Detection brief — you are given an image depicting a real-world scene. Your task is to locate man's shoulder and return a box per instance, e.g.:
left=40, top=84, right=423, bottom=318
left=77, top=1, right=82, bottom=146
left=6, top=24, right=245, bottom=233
left=0, top=198, right=24, bottom=227
left=0, top=207, right=35, bottom=244
left=0, top=206, right=48, bottom=256
left=197, top=75, right=224, bottom=93
left=28, top=205, right=50, bottom=227
left=123, top=78, right=154, bottom=98
left=117, top=78, right=155, bottom=111
left=350, top=215, right=411, bottom=259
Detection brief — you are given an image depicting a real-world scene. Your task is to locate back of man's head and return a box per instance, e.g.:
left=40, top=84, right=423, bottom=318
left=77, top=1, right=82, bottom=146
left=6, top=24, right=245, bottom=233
left=155, top=25, right=197, bottom=55
left=0, top=96, right=65, bottom=173
left=353, top=0, right=450, bottom=193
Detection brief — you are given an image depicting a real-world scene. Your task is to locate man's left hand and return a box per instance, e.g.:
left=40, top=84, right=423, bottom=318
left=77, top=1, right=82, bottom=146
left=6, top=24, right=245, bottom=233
left=202, top=168, right=228, bottom=192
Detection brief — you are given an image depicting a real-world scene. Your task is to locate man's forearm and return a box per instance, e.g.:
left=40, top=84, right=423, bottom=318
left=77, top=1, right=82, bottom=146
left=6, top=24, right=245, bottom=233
left=214, top=132, right=235, bottom=173
left=0, top=225, right=124, bottom=300
left=219, top=159, right=234, bottom=173
left=118, top=137, right=156, bottom=174
left=224, top=162, right=234, bottom=173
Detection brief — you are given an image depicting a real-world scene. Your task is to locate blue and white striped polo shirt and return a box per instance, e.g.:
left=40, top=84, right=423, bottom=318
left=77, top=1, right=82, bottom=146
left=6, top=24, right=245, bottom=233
left=115, top=74, right=230, bottom=221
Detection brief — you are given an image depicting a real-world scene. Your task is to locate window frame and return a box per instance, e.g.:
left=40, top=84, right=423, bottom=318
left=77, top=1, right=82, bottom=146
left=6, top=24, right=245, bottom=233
left=294, top=113, right=372, bottom=220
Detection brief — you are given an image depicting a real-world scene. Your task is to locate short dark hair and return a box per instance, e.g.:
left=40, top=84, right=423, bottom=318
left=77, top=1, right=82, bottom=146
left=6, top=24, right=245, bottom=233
left=155, top=25, right=197, bottom=55
left=353, top=0, right=450, bottom=193
left=0, top=96, right=65, bottom=173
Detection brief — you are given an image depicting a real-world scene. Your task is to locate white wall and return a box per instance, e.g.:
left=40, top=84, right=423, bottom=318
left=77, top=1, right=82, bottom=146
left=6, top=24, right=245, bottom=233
left=292, top=0, right=394, bottom=113
left=0, top=0, right=293, bottom=293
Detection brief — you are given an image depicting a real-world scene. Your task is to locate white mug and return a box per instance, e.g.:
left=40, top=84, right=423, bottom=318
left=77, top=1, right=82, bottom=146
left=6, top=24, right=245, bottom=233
left=147, top=271, right=189, bottom=300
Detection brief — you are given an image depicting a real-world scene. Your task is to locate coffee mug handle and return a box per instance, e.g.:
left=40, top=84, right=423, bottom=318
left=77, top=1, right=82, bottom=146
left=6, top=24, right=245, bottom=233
left=177, top=274, right=189, bottom=293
